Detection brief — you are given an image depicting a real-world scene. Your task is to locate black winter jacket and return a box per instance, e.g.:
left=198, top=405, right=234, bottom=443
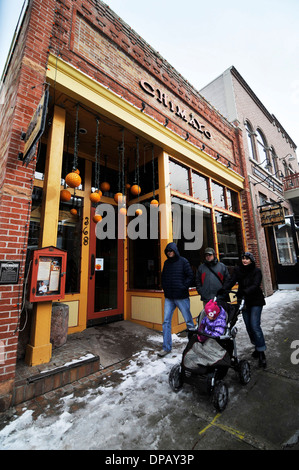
left=224, top=262, right=265, bottom=307
left=161, top=242, right=193, bottom=299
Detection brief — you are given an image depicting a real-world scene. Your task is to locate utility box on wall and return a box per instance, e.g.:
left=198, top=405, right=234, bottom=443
left=29, top=246, right=67, bottom=302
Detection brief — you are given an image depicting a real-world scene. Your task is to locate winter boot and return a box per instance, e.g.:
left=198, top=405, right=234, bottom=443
left=251, top=349, right=259, bottom=359
left=258, top=352, right=267, bottom=369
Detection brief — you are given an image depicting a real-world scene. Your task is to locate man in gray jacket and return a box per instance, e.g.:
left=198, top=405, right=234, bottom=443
left=196, top=247, right=231, bottom=303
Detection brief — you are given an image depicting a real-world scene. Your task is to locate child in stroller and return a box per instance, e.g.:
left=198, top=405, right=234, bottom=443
left=169, top=294, right=251, bottom=411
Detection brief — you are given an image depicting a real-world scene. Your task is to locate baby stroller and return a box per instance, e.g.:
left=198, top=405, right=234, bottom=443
left=169, top=294, right=251, bottom=411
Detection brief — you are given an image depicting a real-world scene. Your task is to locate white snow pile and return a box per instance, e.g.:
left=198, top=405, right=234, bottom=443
left=0, top=290, right=298, bottom=450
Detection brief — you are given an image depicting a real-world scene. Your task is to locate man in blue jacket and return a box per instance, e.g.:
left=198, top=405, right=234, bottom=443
left=158, top=242, right=195, bottom=357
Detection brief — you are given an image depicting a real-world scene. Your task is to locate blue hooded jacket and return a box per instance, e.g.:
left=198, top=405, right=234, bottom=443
left=161, top=242, right=194, bottom=299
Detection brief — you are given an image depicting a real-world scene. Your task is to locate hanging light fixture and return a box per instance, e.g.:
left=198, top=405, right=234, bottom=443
left=90, top=118, right=102, bottom=206
left=65, top=104, right=82, bottom=189
left=93, top=214, right=102, bottom=223
left=100, top=155, right=110, bottom=193
left=131, top=137, right=141, bottom=197
left=150, top=145, right=159, bottom=206
left=60, top=189, right=72, bottom=202
left=115, top=129, right=127, bottom=213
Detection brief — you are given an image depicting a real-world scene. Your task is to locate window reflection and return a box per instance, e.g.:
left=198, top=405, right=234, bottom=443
left=169, top=160, right=190, bottom=195
left=171, top=196, right=214, bottom=285
left=129, top=199, right=160, bottom=289
left=192, top=172, right=209, bottom=202
left=211, top=181, right=225, bottom=208
left=215, top=211, right=243, bottom=272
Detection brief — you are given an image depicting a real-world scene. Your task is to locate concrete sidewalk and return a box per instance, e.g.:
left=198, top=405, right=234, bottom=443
left=1, top=290, right=299, bottom=450
left=13, top=320, right=164, bottom=406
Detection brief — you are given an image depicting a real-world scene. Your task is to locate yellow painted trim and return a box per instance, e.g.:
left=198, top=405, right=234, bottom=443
left=46, top=54, right=244, bottom=191
left=25, top=106, right=66, bottom=366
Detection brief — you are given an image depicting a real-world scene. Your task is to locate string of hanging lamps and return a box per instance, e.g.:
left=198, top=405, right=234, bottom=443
left=62, top=104, right=82, bottom=216
left=100, top=155, right=110, bottom=193
left=61, top=102, right=160, bottom=219
left=133, top=137, right=142, bottom=216
left=114, top=129, right=127, bottom=214
left=151, top=145, right=159, bottom=206
left=60, top=133, right=72, bottom=203
left=91, top=118, right=103, bottom=223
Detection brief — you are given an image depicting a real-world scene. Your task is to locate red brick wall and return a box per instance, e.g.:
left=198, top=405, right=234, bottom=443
left=0, top=0, right=54, bottom=398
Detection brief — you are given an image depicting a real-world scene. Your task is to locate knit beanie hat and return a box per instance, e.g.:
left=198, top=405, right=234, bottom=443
left=242, top=252, right=255, bottom=263
left=204, top=300, right=220, bottom=320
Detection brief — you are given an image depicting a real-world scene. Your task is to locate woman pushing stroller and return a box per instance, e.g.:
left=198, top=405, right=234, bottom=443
left=224, top=252, right=267, bottom=368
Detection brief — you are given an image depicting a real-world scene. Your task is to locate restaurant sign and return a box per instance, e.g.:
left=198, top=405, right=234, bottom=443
left=140, top=80, right=212, bottom=140
left=259, top=203, right=285, bottom=227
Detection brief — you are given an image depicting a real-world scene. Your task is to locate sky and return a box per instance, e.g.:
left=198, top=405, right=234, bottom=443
left=1, top=0, right=299, bottom=151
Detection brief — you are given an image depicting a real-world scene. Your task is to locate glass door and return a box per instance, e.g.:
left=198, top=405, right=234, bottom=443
left=88, top=206, right=124, bottom=324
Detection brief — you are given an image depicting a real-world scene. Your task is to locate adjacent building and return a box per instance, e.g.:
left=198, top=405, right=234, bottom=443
left=201, top=67, right=299, bottom=294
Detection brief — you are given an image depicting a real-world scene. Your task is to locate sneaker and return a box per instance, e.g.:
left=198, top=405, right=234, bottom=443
left=158, top=349, right=171, bottom=357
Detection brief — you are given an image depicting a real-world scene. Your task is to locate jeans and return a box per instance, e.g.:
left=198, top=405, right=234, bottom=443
left=242, top=306, right=266, bottom=352
left=162, top=298, right=194, bottom=352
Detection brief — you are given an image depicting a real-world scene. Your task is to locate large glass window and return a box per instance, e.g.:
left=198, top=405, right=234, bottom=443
left=211, top=181, right=225, bottom=209
left=57, top=197, right=83, bottom=293
left=192, top=172, right=209, bottom=202
left=215, top=211, right=243, bottom=272
left=227, top=189, right=239, bottom=213
left=27, top=187, right=83, bottom=294
left=35, top=143, right=85, bottom=189
left=169, top=159, right=190, bottom=195
left=171, top=196, right=214, bottom=285
left=128, top=199, right=160, bottom=289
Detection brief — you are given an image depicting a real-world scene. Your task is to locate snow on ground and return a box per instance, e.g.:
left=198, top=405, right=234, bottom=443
left=0, top=290, right=298, bottom=450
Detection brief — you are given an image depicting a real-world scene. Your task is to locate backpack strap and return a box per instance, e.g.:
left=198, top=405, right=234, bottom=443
left=206, top=264, right=223, bottom=285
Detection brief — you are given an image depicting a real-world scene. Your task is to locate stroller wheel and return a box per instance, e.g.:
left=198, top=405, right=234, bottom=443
left=212, top=381, right=228, bottom=412
left=238, top=360, right=251, bottom=385
left=169, top=363, right=183, bottom=392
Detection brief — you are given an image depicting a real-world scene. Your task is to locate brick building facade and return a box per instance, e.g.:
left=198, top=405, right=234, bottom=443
left=0, top=0, right=262, bottom=409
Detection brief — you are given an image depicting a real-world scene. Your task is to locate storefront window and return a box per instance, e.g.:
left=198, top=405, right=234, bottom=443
left=171, top=196, right=213, bottom=284
left=227, top=189, right=239, bottom=213
left=27, top=187, right=83, bottom=294
left=57, top=197, right=83, bottom=293
left=35, top=143, right=85, bottom=189
left=211, top=181, right=225, bottom=209
left=169, top=159, right=190, bottom=195
left=128, top=200, right=160, bottom=289
left=275, top=219, right=297, bottom=265
left=192, top=172, right=209, bottom=202
left=215, top=211, right=243, bottom=271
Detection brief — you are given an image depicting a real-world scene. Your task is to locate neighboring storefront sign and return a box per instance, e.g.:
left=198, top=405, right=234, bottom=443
left=259, top=203, right=285, bottom=226
left=20, top=88, right=49, bottom=165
